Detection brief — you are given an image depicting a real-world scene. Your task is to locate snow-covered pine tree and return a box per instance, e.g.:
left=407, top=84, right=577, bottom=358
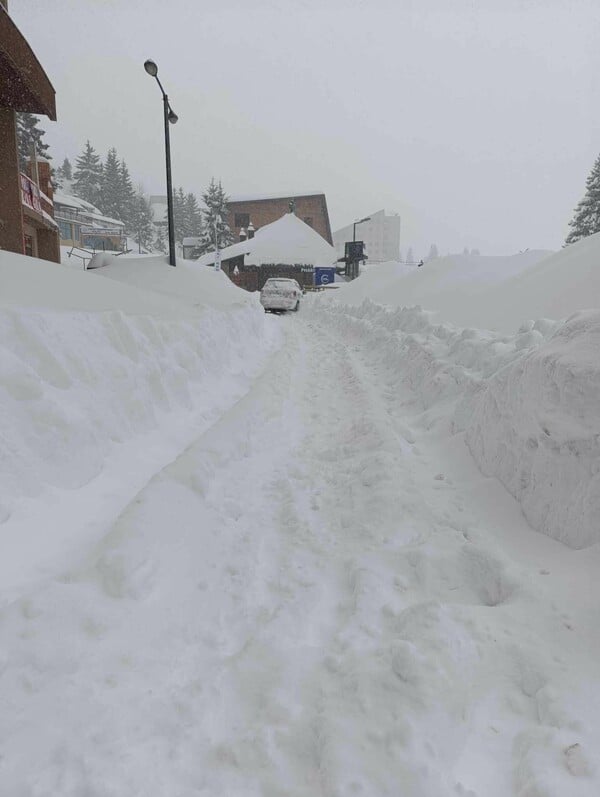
left=565, top=153, right=600, bottom=245
left=99, top=148, right=122, bottom=220
left=427, top=244, right=439, bottom=261
left=118, top=160, right=136, bottom=233
left=131, top=191, right=155, bottom=251
left=169, top=187, right=186, bottom=244
left=183, top=192, right=202, bottom=238
left=16, top=113, right=51, bottom=171
left=73, top=141, right=103, bottom=207
left=154, top=225, right=167, bottom=254
left=61, top=158, right=73, bottom=181
left=197, top=179, right=233, bottom=255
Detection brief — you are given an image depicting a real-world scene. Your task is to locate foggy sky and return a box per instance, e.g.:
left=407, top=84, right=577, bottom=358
left=12, top=0, right=600, bottom=257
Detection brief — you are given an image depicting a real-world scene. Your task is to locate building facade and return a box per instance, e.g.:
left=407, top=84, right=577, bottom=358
left=0, top=1, right=60, bottom=262
left=196, top=212, right=337, bottom=292
left=333, top=209, right=401, bottom=263
left=54, top=192, right=125, bottom=252
left=227, top=192, right=333, bottom=245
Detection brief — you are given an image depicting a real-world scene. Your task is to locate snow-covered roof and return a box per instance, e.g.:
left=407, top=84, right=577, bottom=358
left=53, top=191, right=124, bottom=228
left=183, top=237, right=202, bottom=246
left=196, top=213, right=337, bottom=268
left=229, top=191, right=325, bottom=203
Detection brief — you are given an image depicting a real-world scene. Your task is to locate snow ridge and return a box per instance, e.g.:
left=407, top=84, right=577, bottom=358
left=315, top=299, right=600, bottom=548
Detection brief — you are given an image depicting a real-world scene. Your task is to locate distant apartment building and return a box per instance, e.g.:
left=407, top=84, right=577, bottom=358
left=227, top=192, right=333, bottom=245
left=333, top=209, right=401, bottom=263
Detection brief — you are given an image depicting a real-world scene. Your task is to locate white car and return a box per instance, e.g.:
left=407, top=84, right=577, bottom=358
left=260, top=278, right=303, bottom=313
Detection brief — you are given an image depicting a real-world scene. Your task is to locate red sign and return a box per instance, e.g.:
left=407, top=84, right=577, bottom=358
left=20, top=173, right=43, bottom=214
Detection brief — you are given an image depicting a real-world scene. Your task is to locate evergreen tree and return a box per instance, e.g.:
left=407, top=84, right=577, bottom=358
left=131, top=191, right=155, bottom=250
left=16, top=113, right=51, bottom=171
left=183, top=192, right=202, bottom=238
left=118, top=160, right=136, bottom=232
left=99, top=147, right=122, bottom=219
left=427, top=244, right=439, bottom=261
left=565, top=153, right=600, bottom=245
left=172, top=187, right=187, bottom=243
left=154, top=225, right=167, bottom=254
left=61, top=157, right=73, bottom=181
left=73, top=140, right=103, bottom=207
left=197, top=178, right=233, bottom=254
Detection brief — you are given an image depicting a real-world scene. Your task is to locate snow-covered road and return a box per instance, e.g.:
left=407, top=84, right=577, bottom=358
left=1, top=306, right=599, bottom=796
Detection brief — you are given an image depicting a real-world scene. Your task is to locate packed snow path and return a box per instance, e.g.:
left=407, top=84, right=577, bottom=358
left=1, top=307, right=599, bottom=796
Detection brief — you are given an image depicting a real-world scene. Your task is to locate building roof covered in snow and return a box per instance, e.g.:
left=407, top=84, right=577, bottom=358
left=196, top=213, right=337, bottom=268
left=53, top=192, right=124, bottom=229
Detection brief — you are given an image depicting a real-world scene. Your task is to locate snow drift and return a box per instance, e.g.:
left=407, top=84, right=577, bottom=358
left=315, top=300, right=600, bottom=548
left=0, top=252, right=276, bottom=528
left=338, top=234, right=600, bottom=335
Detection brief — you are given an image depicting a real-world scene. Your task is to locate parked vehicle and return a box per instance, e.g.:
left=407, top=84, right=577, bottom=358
left=260, top=278, right=303, bottom=313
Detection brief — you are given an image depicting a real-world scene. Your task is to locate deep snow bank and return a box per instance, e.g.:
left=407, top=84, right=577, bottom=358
left=314, top=300, right=600, bottom=548
left=334, top=236, right=600, bottom=334
left=0, top=252, right=274, bottom=523
left=463, top=311, right=600, bottom=548
left=336, top=249, right=553, bottom=332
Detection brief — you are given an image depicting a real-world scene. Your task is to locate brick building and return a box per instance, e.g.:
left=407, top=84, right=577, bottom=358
left=227, top=192, right=333, bottom=245
left=0, top=1, right=60, bottom=263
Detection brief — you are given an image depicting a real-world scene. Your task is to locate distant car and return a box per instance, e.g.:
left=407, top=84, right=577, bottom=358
left=260, top=278, right=303, bottom=313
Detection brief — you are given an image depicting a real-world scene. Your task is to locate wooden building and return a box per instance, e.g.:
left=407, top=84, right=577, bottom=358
left=195, top=212, right=337, bottom=292
left=227, top=192, right=333, bottom=246
left=0, top=1, right=60, bottom=263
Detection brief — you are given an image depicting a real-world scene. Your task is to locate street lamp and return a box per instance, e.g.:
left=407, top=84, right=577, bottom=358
left=353, top=215, right=371, bottom=242
left=144, top=59, right=178, bottom=266
left=350, top=216, right=370, bottom=279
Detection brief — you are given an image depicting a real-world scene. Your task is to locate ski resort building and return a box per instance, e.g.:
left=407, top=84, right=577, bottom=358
left=196, top=212, right=337, bottom=292
left=0, top=2, right=60, bottom=263
left=333, top=209, right=401, bottom=263
left=227, top=192, right=333, bottom=246
left=54, top=192, right=126, bottom=252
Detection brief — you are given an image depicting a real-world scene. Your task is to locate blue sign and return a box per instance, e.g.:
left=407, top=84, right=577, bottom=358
left=315, top=267, right=335, bottom=286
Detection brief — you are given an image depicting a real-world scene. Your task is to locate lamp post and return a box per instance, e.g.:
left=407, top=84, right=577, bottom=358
left=144, top=59, right=178, bottom=267
left=353, top=215, right=370, bottom=243
left=350, top=216, right=370, bottom=279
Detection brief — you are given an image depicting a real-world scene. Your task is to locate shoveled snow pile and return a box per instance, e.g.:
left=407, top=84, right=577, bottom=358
left=335, top=241, right=599, bottom=334
left=321, top=234, right=600, bottom=548
left=0, top=251, right=278, bottom=596
left=316, top=300, right=600, bottom=549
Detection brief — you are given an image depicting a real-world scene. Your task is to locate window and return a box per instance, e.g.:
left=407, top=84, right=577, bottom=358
left=24, top=234, right=34, bottom=257
left=304, top=217, right=313, bottom=227
left=57, top=220, right=72, bottom=241
left=235, top=213, right=250, bottom=228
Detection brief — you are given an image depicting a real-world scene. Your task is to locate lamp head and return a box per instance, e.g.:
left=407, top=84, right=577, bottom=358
left=144, top=59, right=158, bottom=77
left=168, top=109, right=178, bottom=124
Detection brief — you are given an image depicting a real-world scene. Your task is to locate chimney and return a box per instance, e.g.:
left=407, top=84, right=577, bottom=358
left=239, top=227, right=247, bottom=241
left=247, top=222, right=255, bottom=240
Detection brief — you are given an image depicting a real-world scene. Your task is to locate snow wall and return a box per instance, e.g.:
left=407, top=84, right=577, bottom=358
left=0, top=253, right=275, bottom=523
left=314, top=301, right=600, bottom=549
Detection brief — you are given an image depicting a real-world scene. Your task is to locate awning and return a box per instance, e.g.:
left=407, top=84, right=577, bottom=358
left=0, top=6, right=56, bottom=119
